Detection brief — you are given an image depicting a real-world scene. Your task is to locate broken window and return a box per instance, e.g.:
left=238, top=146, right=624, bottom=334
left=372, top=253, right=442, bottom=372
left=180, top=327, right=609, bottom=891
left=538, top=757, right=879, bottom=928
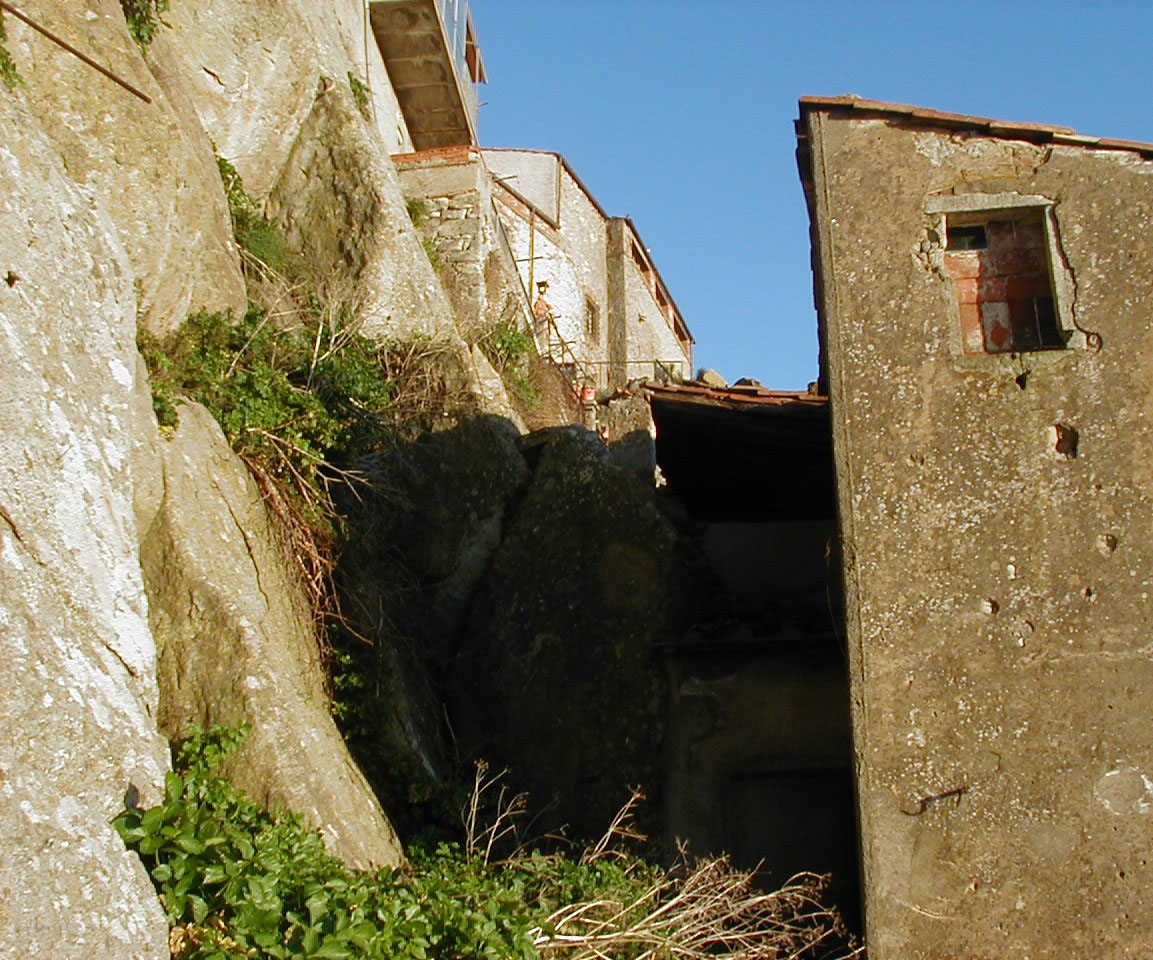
left=943, top=208, right=1065, bottom=354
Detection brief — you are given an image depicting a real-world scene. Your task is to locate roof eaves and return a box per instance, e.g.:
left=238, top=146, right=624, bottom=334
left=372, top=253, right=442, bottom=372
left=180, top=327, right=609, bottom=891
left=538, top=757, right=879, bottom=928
left=619, top=217, right=691, bottom=342
left=798, top=95, right=1153, bottom=158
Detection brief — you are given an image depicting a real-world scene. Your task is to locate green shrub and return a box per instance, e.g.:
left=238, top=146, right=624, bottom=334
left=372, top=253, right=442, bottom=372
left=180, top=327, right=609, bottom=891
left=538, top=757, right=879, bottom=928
left=118, top=727, right=856, bottom=960
left=477, top=322, right=531, bottom=372
left=115, top=727, right=651, bottom=960
left=120, top=0, right=170, bottom=48
left=136, top=328, right=179, bottom=428
left=139, top=307, right=393, bottom=518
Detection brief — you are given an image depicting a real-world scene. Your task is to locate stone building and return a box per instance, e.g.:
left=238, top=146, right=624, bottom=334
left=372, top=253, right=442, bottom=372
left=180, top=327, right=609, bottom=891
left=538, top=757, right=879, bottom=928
left=798, top=95, right=1153, bottom=957
left=371, top=2, right=694, bottom=402
left=394, top=144, right=694, bottom=394
left=484, top=149, right=694, bottom=388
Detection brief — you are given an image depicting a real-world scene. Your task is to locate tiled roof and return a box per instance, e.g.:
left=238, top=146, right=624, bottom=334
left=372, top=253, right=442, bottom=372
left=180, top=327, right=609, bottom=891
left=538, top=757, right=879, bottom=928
left=798, top=95, right=1153, bottom=158
left=644, top=381, right=827, bottom=409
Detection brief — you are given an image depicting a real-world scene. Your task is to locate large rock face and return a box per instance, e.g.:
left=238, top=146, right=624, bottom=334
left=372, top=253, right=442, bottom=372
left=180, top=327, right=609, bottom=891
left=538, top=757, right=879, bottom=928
left=335, top=416, right=530, bottom=829
left=0, top=92, right=170, bottom=959
left=159, top=0, right=376, bottom=198
left=452, top=427, right=677, bottom=839
left=6, top=0, right=246, bottom=336
left=269, top=84, right=461, bottom=342
left=161, top=0, right=469, bottom=346
left=141, top=403, right=404, bottom=870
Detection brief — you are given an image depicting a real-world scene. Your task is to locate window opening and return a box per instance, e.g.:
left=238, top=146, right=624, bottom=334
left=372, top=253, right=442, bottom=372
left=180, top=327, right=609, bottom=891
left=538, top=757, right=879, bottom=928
left=584, top=296, right=600, bottom=340
left=946, top=224, right=987, bottom=251
left=943, top=209, right=1064, bottom=354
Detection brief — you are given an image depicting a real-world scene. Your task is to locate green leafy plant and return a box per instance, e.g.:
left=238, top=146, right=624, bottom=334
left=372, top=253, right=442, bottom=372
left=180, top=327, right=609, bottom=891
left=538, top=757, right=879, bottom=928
left=140, top=307, right=393, bottom=516
left=0, top=11, right=23, bottom=90
left=117, top=731, right=858, bottom=960
left=347, top=71, right=372, bottom=121
left=487, top=323, right=532, bottom=369
left=476, top=321, right=540, bottom=409
left=113, top=728, right=590, bottom=960
left=120, top=0, right=170, bottom=48
left=136, top=327, right=179, bottom=428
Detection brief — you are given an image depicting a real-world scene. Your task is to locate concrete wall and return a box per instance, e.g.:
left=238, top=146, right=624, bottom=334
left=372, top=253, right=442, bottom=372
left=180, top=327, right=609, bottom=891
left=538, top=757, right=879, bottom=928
left=805, top=106, right=1153, bottom=958
left=483, top=149, right=561, bottom=223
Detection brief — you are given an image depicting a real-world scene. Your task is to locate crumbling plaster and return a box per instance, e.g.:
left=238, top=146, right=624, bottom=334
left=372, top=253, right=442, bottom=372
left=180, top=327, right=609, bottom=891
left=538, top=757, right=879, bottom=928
left=806, top=109, right=1153, bottom=958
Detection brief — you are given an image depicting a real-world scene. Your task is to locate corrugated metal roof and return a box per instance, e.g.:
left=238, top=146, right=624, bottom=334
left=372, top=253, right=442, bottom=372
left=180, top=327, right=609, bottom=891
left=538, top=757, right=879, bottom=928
left=798, top=95, right=1153, bottom=159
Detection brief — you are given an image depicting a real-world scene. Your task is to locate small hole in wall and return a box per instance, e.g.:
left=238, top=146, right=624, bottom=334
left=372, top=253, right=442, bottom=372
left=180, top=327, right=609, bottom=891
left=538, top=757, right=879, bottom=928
left=1015, top=372, right=1028, bottom=391
left=1053, top=424, right=1078, bottom=459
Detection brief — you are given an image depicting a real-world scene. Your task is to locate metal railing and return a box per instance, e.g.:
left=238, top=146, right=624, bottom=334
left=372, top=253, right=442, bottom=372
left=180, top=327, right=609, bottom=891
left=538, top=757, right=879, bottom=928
left=580, top=358, right=688, bottom=384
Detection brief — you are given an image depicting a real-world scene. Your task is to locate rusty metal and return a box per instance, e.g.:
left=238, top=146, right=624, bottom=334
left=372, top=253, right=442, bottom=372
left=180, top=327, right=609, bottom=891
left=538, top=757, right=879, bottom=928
left=0, top=1, right=153, bottom=104
left=643, top=380, right=829, bottom=409
left=900, top=785, right=967, bottom=817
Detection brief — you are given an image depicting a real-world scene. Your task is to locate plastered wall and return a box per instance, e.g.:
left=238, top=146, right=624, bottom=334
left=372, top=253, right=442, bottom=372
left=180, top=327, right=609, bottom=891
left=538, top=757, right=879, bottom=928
left=807, top=108, right=1153, bottom=958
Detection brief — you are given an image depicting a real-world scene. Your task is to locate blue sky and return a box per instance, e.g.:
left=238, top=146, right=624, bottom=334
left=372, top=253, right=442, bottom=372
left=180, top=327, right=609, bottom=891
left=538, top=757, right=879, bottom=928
left=473, top=1, right=1153, bottom=389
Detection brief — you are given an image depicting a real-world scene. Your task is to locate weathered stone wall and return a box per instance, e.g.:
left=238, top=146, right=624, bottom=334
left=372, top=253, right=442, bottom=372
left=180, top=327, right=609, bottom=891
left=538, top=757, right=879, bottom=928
left=395, top=148, right=530, bottom=343
left=806, top=105, right=1153, bottom=958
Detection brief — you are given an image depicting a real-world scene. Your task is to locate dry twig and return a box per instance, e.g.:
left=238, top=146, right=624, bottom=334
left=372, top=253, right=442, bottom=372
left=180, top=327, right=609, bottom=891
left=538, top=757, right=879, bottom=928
left=534, top=850, right=862, bottom=960
left=462, top=761, right=530, bottom=864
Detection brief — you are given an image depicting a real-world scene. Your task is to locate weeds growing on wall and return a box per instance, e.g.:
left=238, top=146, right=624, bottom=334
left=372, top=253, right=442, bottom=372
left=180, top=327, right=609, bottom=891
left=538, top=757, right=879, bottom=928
left=140, top=308, right=392, bottom=518
left=405, top=197, right=428, bottom=227
left=217, top=155, right=294, bottom=276
left=118, top=726, right=860, bottom=960
left=0, top=11, right=23, bottom=90
left=137, top=303, right=400, bottom=645
left=347, top=71, right=372, bottom=122
left=477, top=319, right=540, bottom=409
left=420, top=236, right=442, bottom=271
left=120, top=0, right=170, bottom=48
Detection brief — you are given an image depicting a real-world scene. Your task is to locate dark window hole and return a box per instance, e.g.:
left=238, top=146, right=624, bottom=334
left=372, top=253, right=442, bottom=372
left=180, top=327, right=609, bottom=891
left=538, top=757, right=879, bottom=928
left=947, top=224, right=988, bottom=251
